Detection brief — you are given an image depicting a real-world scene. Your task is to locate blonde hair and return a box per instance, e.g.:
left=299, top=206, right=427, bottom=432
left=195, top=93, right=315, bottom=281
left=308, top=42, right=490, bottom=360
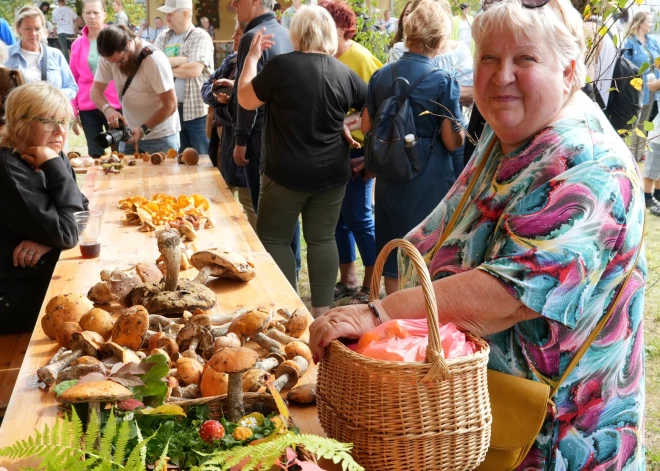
left=0, top=82, right=73, bottom=150
left=15, top=5, right=47, bottom=38
left=472, top=0, right=586, bottom=94
left=626, top=11, right=651, bottom=39
left=404, top=0, right=452, bottom=52
left=289, top=5, right=338, bottom=55
left=83, top=0, right=106, bottom=13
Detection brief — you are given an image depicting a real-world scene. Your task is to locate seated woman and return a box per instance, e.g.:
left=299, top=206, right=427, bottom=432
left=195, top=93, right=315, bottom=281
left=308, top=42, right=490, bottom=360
left=0, top=82, right=88, bottom=334
left=363, top=0, right=464, bottom=295
left=310, top=0, right=645, bottom=469
left=237, top=5, right=367, bottom=318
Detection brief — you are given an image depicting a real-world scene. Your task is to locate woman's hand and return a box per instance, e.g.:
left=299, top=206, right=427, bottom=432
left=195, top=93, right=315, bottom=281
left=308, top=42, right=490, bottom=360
left=343, top=123, right=361, bottom=149
left=247, top=28, right=274, bottom=62
left=72, top=116, right=82, bottom=136
left=13, top=240, right=52, bottom=268
left=21, top=146, right=60, bottom=169
left=104, top=109, right=128, bottom=129
left=214, top=78, right=234, bottom=88
left=215, top=92, right=230, bottom=104
left=309, top=301, right=389, bottom=362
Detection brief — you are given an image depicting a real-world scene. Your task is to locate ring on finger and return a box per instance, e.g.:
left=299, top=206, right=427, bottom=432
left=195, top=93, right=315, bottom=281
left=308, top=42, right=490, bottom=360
left=27, top=251, right=35, bottom=256
left=22, top=248, right=28, bottom=253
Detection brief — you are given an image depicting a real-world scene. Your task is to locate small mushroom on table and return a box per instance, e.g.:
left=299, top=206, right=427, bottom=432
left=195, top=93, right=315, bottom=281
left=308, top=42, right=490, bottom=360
left=191, top=249, right=256, bottom=284
left=112, top=305, right=149, bottom=351
left=57, top=380, right=133, bottom=428
left=100, top=341, right=141, bottom=366
left=209, top=347, right=258, bottom=422
left=272, top=356, right=309, bottom=392
left=37, top=331, right=104, bottom=386
left=227, top=309, right=278, bottom=352
left=130, top=230, right=216, bottom=315
left=287, top=383, right=317, bottom=404
left=176, top=324, right=214, bottom=360
left=278, top=308, right=309, bottom=338
left=41, top=293, right=94, bottom=340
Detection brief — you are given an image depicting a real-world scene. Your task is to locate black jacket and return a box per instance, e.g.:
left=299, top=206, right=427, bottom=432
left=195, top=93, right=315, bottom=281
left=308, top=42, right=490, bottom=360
left=0, top=149, right=88, bottom=333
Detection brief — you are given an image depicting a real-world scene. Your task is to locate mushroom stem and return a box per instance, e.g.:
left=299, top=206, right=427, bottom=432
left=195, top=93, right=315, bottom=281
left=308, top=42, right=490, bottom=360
left=226, top=373, right=245, bottom=422
left=37, top=350, right=84, bottom=386
left=187, top=337, right=200, bottom=354
left=211, top=326, right=229, bottom=338
left=49, top=347, right=70, bottom=365
left=255, top=356, right=280, bottom=372
left=149, top=315, right=174, bottom=332
left=273, top=356, right=309, bottom=392
left=266, top=328, right=308, bottom=346
left=276, top=308, right=292, bottom=319
left=192, top=265, right=213, bottom=284
left=252, top=333, right=282, bottom=354
left=158, top=230, right=181, bottom=292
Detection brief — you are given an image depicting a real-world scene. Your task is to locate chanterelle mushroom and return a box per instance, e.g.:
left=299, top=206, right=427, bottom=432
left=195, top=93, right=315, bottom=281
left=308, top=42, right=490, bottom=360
left=209, top=347, right=258, bottom=421
left=130, top=230, right=216, bottom=314
left=191, top=249, right=256, bottom=284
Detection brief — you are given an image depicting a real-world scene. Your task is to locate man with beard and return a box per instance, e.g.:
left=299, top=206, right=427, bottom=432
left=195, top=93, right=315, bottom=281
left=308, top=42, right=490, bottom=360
left=91, top=25, right=180, bottom=153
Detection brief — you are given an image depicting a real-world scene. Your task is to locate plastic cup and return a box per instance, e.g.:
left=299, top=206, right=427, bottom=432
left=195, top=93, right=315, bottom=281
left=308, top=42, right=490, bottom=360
left=74, top=210, right=102, bottom=259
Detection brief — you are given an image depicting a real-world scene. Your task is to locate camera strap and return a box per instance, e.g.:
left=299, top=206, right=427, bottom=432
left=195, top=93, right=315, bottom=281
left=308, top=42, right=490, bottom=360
left=120, top=46, right=154, bottom=100
left=40, top=42, right=47, bottom=82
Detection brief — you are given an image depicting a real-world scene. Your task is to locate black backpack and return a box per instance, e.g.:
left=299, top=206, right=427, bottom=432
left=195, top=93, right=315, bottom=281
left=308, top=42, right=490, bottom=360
left=364, top=64, right=437, bottom=181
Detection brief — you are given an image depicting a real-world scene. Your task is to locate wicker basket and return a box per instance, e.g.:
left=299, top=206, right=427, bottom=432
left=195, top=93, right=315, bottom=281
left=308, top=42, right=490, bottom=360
left=317, top=239, right=492, bottom=471
left=171, top=392, right=287, bottom=422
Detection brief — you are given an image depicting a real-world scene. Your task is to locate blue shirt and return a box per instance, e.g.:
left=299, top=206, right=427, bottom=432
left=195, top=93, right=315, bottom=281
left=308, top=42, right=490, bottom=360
left=624, top=34, right=660, bottom=105
left=0, top=19, right=16, bottom=46
left=4, top=42, right=78, bottom=100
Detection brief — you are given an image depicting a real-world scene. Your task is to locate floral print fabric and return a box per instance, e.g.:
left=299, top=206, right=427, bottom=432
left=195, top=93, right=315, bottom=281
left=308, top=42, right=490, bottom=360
left=402, top=105, right=646, bottom=470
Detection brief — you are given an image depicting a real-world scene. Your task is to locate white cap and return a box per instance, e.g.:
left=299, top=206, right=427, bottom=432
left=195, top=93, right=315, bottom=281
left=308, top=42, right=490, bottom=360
left=157, top=0, right=193, bottom=13
left=404, top=134, right=415, bottom=143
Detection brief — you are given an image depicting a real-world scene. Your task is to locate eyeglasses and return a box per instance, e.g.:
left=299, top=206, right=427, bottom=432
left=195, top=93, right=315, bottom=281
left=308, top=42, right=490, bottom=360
left=483, top=0, right=550, bottom=9
left=30, top=117, right=75, bottom=131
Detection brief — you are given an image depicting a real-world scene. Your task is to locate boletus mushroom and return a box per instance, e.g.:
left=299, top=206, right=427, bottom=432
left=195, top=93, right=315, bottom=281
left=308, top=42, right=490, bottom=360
left=191, top=249, right=256, bottom=284
left=176, top=323, right=214, bottom=360
left=279, top=308, right=309, bottom=338
left=209, top=347, right=258, bottom=421
left=79, top=308, right=114, bottom=340
left=272, top=356, right=309, bottom=392
left=37, top=331, right=104, bottom=386
left=57, top=380, right=133, bottom=428
left=130, top=230, right=216, bottom=314
left=112, top=305, right=149, bottom=351
left=42, top=293, right=94, bottom=340
left=287, top=383, right=316, bottom=404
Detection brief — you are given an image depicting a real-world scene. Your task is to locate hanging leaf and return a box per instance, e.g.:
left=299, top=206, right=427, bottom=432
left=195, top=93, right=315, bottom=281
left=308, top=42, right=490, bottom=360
left=639, top=62, right=649, bottom=75
left=630, top=78, right=644, bottom=91
left=266, top=380, right=290, bottom=421
left=644, top=121, right=655, bottom=132
left=634, top=128, right=646, bottom=138
left=118, top=398, right=145, bottom=411
left=583, top=4, right=591, bottom=19
left=618, top=129, right=628, bottom=135
left=628, top=115, right=638, bottom=125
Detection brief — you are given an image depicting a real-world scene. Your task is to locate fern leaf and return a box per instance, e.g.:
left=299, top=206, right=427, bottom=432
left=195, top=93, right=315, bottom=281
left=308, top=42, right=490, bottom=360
left=152, top=439, right=170, bottom=471
left=97, top=410, right=117, bottom=471
left=113, top=418, right=131, bottom=464
left=84, top=408, right=101, bottom=455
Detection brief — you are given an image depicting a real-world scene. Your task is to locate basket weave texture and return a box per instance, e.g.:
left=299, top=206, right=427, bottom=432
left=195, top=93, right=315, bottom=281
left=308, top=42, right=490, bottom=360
left=317, top=239, right=492, bottom=471
left=172, top=392, right=286, bottom=422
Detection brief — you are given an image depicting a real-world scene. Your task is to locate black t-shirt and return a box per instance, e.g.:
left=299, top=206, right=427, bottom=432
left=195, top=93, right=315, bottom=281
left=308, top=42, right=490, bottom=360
left=252, top=51, right=367, bottom=192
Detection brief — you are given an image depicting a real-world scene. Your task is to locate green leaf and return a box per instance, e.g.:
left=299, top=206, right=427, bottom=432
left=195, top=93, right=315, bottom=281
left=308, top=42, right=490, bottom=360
left=131, top=353, right=170, bottom=406
left=645, top=121, right=655, bottom=132
left=639, top=62, right=650, bottom=75
left=53, top=379, right=79, bottom=397
left=136, top=404, right=187, bottom=417
left=627, top=115, right=638, bottom=125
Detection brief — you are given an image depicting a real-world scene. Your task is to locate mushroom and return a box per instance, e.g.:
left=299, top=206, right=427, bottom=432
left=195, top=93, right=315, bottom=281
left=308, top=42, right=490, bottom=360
left=71, top=356, right=104, bottom=366
left=266, top=328, right=308, bottom=346
left=170, top=383, right=201, bottom=399
left=284, top=341, right=313, bottom=365
left=79, top=308, right=114, bottom=340
left=135, top=263, right=163, bottom=283
left=227, top=309, right=272, bottom=343
left=278, top=309, right=309, bottom=338
left=208, top=347, right=258, bottom=421
left=178, top=220, right=197, bottom=242
left=87, top=282, right=113, bottom=304
left=55, top=322, right=83, bottom=349
left=149, top=314, right=174, bottom=332
left=177, top=357, right=203, bottom=385
left=272, top=356, right=309, bottom=392
left=56, top=380, right=133, bottom=431
left=191, top=249, right=256, bottom=284
left=100, top=341, right=141, bottom=366
left=255, top=352, right=286, bottom=372
left=41, top=293, right=94, bottom=340
left=148, top=333, right=179, bottom=360
left=287, top=384, right=316, bottom=404
left=252, top=332, right=282, bottom=355
left=242, top=369, right=269, bottom=392
left=199, top=367, right=228, bottom=397
left=213, top=333, right=242, bottom=353
left=176, top=324, right=214, bottom=360
left=130, top=230, right=217, bottom=314
left=37, top=331, right=104, bottom=386
left=112, top=305, right=149, bottom=351
left=56, top=363, right=104, bottom=384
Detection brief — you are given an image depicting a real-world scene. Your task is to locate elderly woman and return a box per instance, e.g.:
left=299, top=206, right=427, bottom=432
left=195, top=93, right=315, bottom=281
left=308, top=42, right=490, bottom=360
left=311, top=0, right=646, bottom=469
left=625, top=11, right=660, bottom=164
left=69, top=0, right=121, bottom=157
left=364, top=0, right=463, bottom=295
left=320, top=0, right=381, bottom=304
left=3, top=5, right=78, bottom=101
left=0, top=82, right=88, bottom=334
left=238, top=5, right=367, bottom=318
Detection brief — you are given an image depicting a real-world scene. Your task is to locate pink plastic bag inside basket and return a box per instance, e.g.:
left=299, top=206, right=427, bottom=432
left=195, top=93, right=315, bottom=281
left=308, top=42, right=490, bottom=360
left=353, top=318, right=476, bottom=362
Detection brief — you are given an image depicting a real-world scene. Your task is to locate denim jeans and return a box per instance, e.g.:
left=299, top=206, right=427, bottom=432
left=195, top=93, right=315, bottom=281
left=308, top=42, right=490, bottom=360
left=119, top=134, right=180, bottom=154
left=79, top=109, right=113, bottom=157
left=335, top=176, right=376, bottom=267
left=178, top=103, right=209, bottom=155
left=57, top=33, right=70, bottom=62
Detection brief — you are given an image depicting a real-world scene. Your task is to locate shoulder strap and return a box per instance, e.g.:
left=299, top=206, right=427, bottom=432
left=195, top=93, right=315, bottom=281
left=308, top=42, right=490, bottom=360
left=40, top=42, right=48, bottom=82
left=405, top=67, right=436, bottom=98
left=549, top=226, right=644, bottom=397
left=120, top=46, right=154, bottom=100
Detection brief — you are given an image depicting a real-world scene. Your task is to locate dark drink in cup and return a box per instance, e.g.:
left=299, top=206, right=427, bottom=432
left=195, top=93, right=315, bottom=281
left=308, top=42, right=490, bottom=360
left=80, top=243, right=101, bottom=259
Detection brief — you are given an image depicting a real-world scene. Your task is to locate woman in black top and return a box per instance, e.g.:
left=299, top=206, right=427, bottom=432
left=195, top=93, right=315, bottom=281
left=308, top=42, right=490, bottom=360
left=0, top=82, right=88, bottom=333
left=238, top=5, right=367, bottom=318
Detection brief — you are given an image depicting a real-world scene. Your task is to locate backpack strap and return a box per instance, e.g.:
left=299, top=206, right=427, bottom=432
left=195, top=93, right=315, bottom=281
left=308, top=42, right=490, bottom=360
left=120, top=46, right=154, bottom=100
left=390, top=62, right=437, bottom=98
left=40, top=42, right=48, bottom=82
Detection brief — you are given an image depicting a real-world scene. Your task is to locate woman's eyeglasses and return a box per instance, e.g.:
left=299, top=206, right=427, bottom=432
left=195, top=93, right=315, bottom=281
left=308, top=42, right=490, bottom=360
left=483, top=0, right=550, bottom=9
left=30, top=117, right=76, bottom=132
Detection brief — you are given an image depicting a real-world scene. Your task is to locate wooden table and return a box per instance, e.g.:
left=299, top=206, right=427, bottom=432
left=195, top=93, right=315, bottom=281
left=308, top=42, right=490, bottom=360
left=0, top=157, right=325, bottom=469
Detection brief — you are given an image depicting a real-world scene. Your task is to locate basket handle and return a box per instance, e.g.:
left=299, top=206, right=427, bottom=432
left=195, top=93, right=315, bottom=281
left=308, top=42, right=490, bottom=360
left=370, top=238, right=451, bottom=382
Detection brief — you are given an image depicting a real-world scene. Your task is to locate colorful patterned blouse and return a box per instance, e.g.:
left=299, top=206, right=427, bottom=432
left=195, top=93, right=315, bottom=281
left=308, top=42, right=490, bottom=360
left=402, top=101, right=647, bottom=470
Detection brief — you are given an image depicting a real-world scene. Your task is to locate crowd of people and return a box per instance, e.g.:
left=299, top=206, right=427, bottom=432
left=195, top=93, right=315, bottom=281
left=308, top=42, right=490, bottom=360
left=0, top=0, right=651, bottom=467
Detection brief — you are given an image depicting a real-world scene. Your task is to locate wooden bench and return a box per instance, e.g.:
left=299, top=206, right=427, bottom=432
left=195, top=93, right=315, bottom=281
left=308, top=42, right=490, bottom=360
left=0, top=333, right=31, bottom=417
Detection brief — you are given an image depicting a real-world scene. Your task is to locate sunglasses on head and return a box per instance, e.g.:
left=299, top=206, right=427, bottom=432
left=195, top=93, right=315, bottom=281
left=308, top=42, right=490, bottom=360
left=483, top=0, right=550, bottom=9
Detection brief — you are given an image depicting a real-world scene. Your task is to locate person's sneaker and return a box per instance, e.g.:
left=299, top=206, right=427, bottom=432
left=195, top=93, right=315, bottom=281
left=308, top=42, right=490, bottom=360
left=646, top=197, right=660, bottom=208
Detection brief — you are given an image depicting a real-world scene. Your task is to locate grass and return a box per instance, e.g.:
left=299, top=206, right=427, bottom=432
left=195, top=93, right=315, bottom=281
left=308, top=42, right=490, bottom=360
left=70, top=131, right=659, bottom=465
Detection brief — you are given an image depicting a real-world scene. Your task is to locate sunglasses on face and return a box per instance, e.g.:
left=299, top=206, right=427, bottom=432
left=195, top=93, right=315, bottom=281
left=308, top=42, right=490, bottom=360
left=30, top=117, right=75, bottom=132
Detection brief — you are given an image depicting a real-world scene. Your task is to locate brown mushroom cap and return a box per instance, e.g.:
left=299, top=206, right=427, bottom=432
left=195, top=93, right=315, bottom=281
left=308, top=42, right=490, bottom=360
left=200, top=367, right=228, bottom=396
left=42, top=293, right=94, bottom=339
left=284, top=341, right=313, bottom=365
left=177, top=357, right=203, bottom=385
left=56, top=380, right=133, bottom=404
left=71, top=356, right=104, bottom=366
left=209, top=347, right=258, bottom=374
left=275, top=360, right=301, bottom=389
left=79, top=308, right=114, bottom=340
left=285, top=309, right=310, bottom=338
left=190, top=250, right=256, bottom=281
left=136, top=263, right=163, bottom=283
left=242, top=369, right=269, bottom=392
left=55, top=322, right=83, bottom=349
left=176, top=324, right=214, bottom=359
left=112, top=305, right=149, bottom=350
left=71, top=331, right=105, bottom=356
left=287, top=383, right=316, bottom=404
left=227, top=309, right=272, bottom=341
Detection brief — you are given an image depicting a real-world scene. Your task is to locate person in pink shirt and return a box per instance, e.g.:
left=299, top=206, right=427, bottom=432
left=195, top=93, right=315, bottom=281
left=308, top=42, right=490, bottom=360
left=69, top=0, right=121, bottom=157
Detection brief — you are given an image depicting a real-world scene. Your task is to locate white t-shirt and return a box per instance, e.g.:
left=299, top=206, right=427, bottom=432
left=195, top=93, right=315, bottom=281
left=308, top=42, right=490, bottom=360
left=52, top=5, right=77, bottom=35
left=163, top=31, right=187, bottom=103
left=21, top=48, right=42, bottom=84
left=95, top=44, right=180, bottom=140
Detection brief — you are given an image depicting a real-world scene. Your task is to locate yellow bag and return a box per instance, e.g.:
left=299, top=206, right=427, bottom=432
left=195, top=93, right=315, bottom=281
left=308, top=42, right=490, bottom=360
left=423, top=136, right=644, bottom=471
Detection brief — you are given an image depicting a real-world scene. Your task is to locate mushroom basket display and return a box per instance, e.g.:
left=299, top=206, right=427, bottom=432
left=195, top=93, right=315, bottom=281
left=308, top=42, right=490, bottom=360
left=317, top=239, right=492, bottom=471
